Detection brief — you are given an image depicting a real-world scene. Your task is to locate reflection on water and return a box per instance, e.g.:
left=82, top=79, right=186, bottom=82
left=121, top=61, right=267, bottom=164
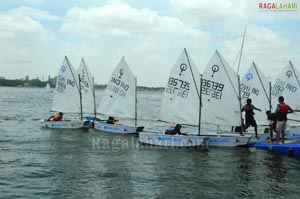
left=0, top=87, right=300, bottom=198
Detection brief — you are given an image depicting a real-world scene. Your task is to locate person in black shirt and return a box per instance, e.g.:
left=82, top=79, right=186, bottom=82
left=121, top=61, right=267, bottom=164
left=242, top=98, right=261, bottom=139
left=266, top=111, right=277, bottom=141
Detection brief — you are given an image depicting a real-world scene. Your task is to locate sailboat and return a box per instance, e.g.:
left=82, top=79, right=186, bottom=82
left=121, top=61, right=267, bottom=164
left=139, top=49, right=213, bottom=148
left=40, top=56, right=84, bottom=128
left=198, top=50, right=251, bottom=146
left=139, top=49, right=209, bottom=147
left=240, top=62, right=270, bottom=141
left=271, top=61, right=300, bottom=139
left=94, top=57, right=144, bottom=134
left=77, top=58, right=102, bottom=127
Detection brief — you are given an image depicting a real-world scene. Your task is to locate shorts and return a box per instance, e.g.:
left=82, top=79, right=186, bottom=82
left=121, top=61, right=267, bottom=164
left=245, top=116, right=257, bottom=128
left=276, top=121, right=287, bottom=131
left=271, top=121, right=277, bottom=129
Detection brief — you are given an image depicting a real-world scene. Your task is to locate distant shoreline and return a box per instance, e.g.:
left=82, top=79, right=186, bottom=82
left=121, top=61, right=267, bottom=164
left=0, top=79, right=164, bottom=91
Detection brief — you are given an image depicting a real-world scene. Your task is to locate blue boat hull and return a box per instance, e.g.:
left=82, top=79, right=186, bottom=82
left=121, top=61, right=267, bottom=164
left=252, top=140, right=300, bottom=157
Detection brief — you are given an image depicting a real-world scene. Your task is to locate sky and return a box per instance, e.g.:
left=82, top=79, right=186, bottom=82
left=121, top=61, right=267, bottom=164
left=0, top=0, right=299, bottom=87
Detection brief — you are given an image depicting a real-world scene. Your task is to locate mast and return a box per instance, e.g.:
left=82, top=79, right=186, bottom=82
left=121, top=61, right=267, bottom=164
left=198, top=74, right=203, bottom=136
left=237, top=26, right=247, bottom=134
left=184, top=48, right=201, bottom=133
left=238, top=75, right=243, bottom=135
left=93, top=77, right=97, bottom=118
left=237, top=26, right=247, bottom=75
left=78, top=74, right=83, bottom=121
left=269, top=81, right=272, bottom=112
left=135, top=76, right=137, bottom=127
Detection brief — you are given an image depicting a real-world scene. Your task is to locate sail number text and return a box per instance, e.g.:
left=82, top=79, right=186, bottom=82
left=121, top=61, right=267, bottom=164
left=56, top=76, right=66, bottom=93
left=166, top=77, right=190, bottom=98
left=107, top=77, right=130, bottom=97
left=202, top=79, right=224, bottom=100
left=271, top=79, right=297, bottom=97
left=240, top=84, right=260, bottom=99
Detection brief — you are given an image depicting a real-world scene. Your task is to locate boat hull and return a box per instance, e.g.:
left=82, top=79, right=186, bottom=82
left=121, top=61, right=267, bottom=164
left=139, top=132, right=209, bottom=148
left=199, top=133, right=251, bottom=147
left=253, top=140, right=300, bottom=157
left=286, top=124, right=300, bottom=139
left=94, top=121, right=144, bottom=134
left=40, top=120, right=84, bottom=129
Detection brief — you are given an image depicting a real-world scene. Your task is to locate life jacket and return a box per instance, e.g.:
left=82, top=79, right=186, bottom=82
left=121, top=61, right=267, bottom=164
left=165, top=126, right=176, bottom=135
left=53, top=114, right=62, bottom=121
left=244, top=105, right=254, bottom=115
left=279, top=104, right=289, bottom=115
left=168, top=126, right=176, bottom=131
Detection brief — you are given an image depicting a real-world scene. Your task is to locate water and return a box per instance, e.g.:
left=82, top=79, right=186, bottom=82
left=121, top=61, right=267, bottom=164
left=0, top=87, right=300, bottom=199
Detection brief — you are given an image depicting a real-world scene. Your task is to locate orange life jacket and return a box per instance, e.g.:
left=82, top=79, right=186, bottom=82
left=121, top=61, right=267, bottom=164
left=53, top=114, right=62, bottom=121
left=245, top=105, right=253, bottom=113
left=279, top=104, right=289, bottom=115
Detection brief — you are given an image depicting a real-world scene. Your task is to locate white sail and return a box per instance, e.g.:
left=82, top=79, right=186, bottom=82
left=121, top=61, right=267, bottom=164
left=97, top=56, right=136, bottom=118
left=201, top=50, right=241, bottom=126
left=159, top=48, right=200, bottom=126
left=78, top=58, right=95, bottom=114
left=271, top=61, right=300, bottom=110
left=240, top=62, right=270, bottom=125
left=51, top=56, right=81, bottom=113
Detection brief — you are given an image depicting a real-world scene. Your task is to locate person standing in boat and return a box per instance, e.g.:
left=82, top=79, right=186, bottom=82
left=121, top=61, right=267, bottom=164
left=266, top=111, right=277, bottom=141
left=275, top=96, right=294, bottom=144
left=48, top=112, right=63, bottom=121
left=242, top=98, right=261, bottom=139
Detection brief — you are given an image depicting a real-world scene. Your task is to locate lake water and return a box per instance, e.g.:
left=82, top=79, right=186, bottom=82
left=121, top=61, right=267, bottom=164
left=0, top=87, right=299, bottom=199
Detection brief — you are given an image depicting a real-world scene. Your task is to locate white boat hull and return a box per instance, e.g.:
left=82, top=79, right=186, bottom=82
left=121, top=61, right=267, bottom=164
left=198, top=133, right=251, bottom=147
left=139, top=132, right=209, bottom=148
left=94, top=121, right=144, bottom=134
left=40, top=120, right=84, bottom=129
left=286, top=124, right=300, bottom=139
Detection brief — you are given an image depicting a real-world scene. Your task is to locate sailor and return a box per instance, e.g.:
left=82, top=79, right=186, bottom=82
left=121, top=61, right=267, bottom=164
left=275, top=96, right=294, bottom=144
left=106, top=116, right=118, bottom=124
left=241, top=98, right=261, bottom=139
left=48, top=112, right=63, bottom=121
left=165, top=124, right=186, bottom=135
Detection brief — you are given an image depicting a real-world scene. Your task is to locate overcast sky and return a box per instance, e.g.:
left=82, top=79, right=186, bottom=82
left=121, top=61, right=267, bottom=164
left=0, top=0, right=299, bottom=86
